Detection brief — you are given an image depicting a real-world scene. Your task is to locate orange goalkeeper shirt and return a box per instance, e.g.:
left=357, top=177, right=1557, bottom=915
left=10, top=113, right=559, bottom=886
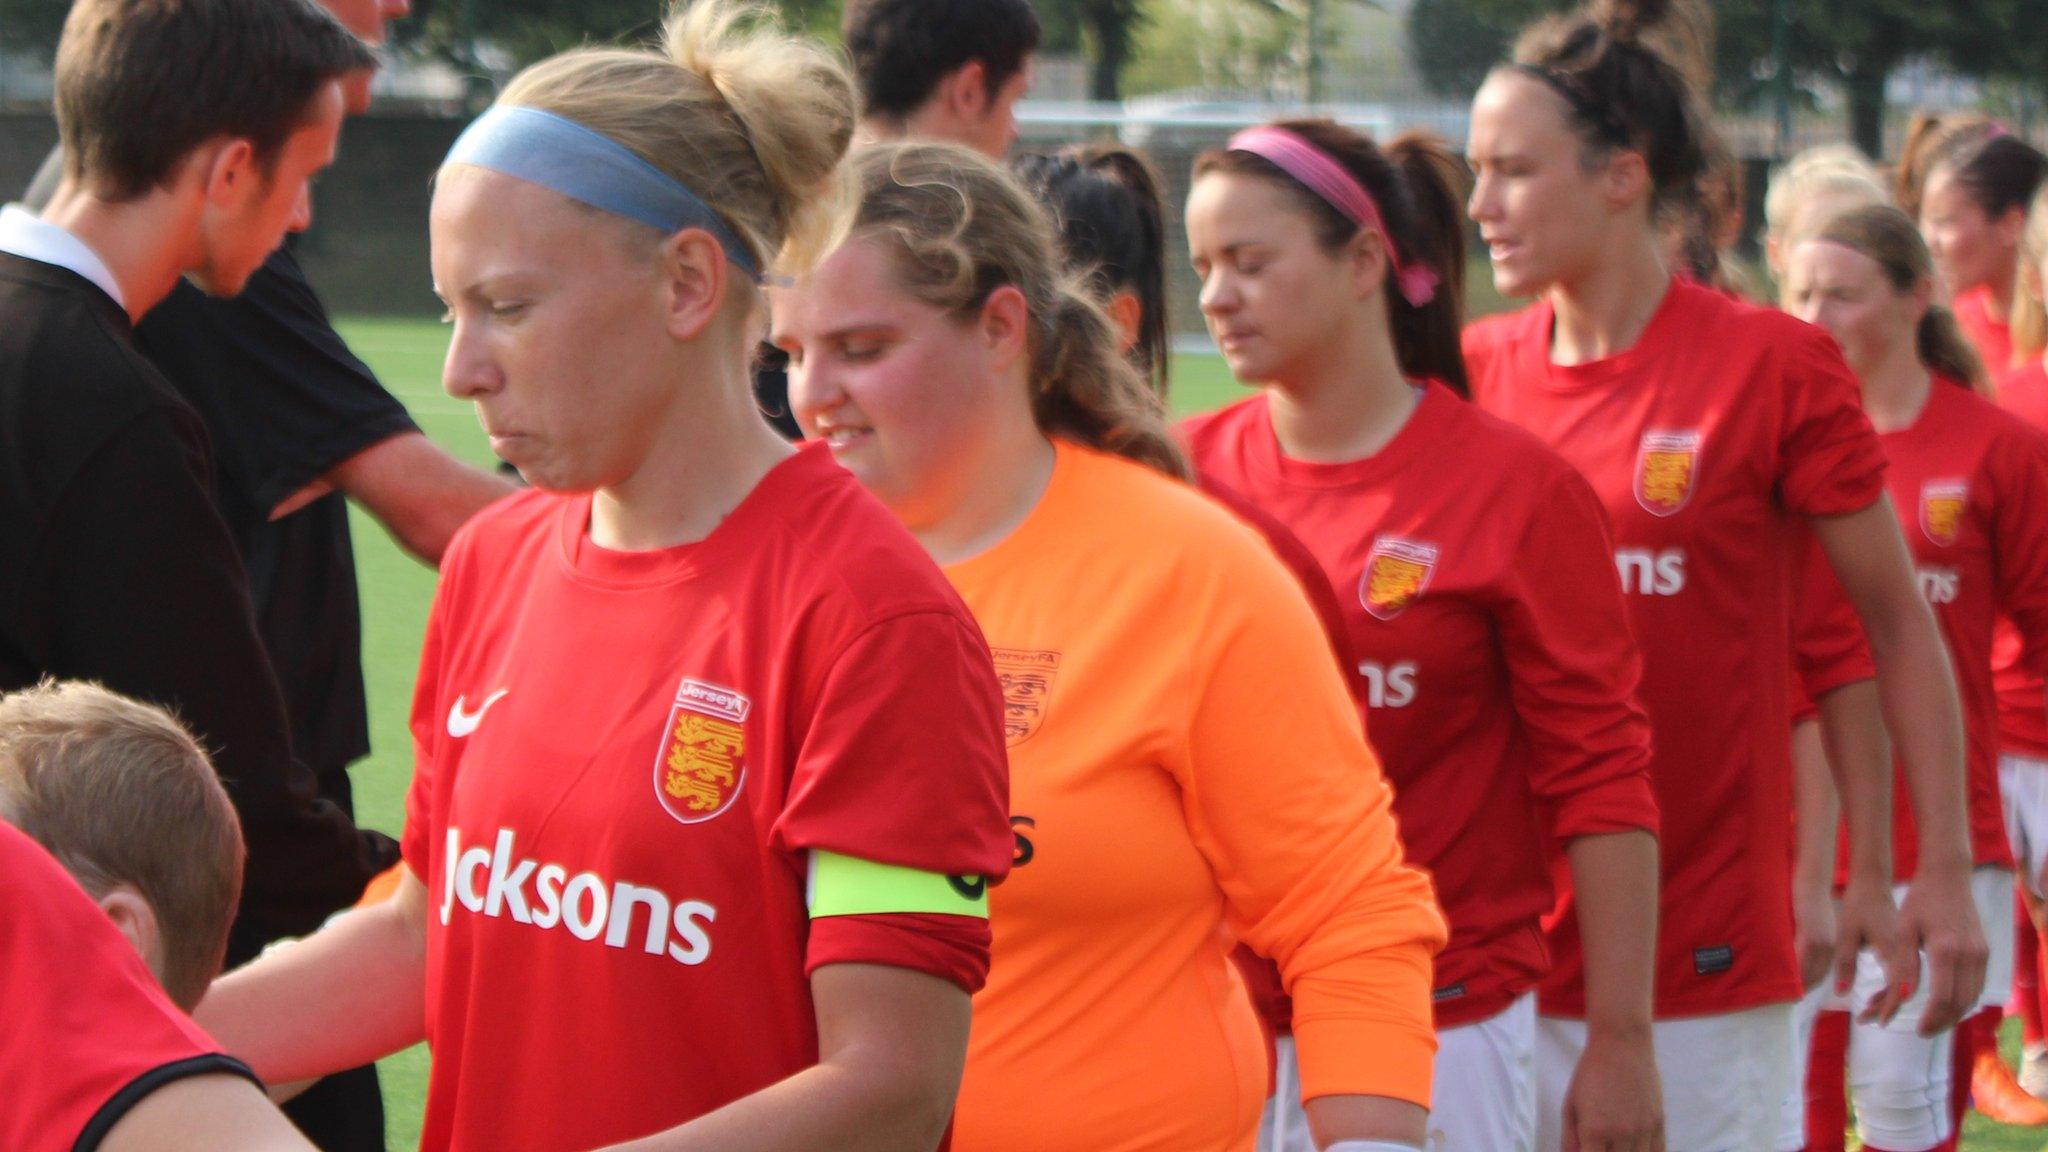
left=946, top=441, right=1445, bottom=1152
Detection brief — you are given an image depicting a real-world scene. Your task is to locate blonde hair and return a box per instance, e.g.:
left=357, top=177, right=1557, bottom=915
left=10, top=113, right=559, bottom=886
left=496, top=0, right=856, bottom=278
left=2014, top=184, right=2048, bottom=362
left=838, top=142, right=1187, bottom=478
left=1812, top=203, right=1988, bottom=394
left=1763, top=145, right=1886, bottom=243
left=0, top=681, right=241, bottom=1011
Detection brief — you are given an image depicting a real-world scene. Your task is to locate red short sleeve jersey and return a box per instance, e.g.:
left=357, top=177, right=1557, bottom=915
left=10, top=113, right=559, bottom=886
left=400, top=446, right=1012, bottom=1152
left=1994, top=358, right=2048, bottom=758
left=0, top=822, right=257, bottom=1152
left=1463, top=278, right=1889, bottom=1018
left=1957, top=285, right=2017, bottom=377
left=1868, top=382, right=2048, bottom=874
left=1184, top=383, right=1657, bottom=1028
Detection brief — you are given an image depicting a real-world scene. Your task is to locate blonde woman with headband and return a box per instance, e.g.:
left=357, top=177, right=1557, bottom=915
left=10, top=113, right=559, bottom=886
left=192, top=6, right=1016, bottom=1150
left=771, top=141, right=1446, bottom=1152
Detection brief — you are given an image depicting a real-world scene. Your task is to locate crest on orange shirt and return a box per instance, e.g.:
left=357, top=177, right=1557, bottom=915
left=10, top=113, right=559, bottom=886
left=1360, top=537, right=1439, bottom=621
left=1633, top=430, right=1701, bottom=517
left=1920, top=479, right=1969, bottom=547
left=991, top=648, right=1061, bottom=746
left=653, top=678, right=751, bottom=826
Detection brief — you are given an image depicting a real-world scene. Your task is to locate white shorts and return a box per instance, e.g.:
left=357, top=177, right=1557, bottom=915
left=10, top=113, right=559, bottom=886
left=1772, top=866, right=2013, bottom=1150
left=1257, top=1035, right=1313, bottom=1152
left=1977, top=863, right=2018, bottom=1012
left=1258, top=997, right=1539, bottom=1152
left=1427, top=995, right=1537, bottom=1151
left=1538, top=1004, right=1793, bottom=1152
left=2004, top=753, right=2048, bottom=900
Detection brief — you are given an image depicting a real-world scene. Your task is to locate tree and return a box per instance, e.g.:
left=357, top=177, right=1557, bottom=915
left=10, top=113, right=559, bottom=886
left=1442, top=0, right=1989, bottom=158
left=0, top=0, right=65, bottom=54
left=1406, top=0, right=1511, bottom=98
left=1039, top=0, right=1148, bottom=101
left=395, top=0, right=839, bottom=74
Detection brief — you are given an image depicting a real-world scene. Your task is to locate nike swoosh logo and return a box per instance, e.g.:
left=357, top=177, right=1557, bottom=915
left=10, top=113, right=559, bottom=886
left=947, top=874, right=987, bottom=900
left=447, top=689, right=509, bottom=739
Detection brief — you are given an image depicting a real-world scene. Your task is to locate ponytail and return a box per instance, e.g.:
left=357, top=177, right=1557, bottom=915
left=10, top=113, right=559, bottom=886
left=1035, top=279, right=1186, bottom=476
left=2010, top=184, right=2048, bottom=362
left=1920, top=307, right=1990, bottom=395
left=1385, top=132, right=1470, bottom=393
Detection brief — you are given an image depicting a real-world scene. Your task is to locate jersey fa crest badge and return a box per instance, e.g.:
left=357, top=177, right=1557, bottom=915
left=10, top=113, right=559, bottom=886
left=1360, top=538, right=1438, bottom=621
left=653, top=678, right=751, bottom=826
left=991, top=649, right=1060, bottom=746
left=1634, top=430, right=1701, bottom=517
left=1920, top=480, right=1968, bottom=547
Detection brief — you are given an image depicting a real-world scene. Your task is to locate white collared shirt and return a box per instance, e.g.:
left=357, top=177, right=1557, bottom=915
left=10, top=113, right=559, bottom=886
left=0, top=204, right=126, bottom=311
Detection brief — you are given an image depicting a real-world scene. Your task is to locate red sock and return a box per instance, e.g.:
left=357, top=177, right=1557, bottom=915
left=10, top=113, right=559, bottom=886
left=1806, top=1010, right=1851, bottom=1152
left=1953, top=1007, right=2003, bottom=1135
left=2037, top=927, right=2048, bottom=1052
left=2019, top=896, right=2044, bottom=1045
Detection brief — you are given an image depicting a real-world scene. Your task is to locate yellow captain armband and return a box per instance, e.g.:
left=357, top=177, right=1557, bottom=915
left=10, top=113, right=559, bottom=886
left=806, top=851, right=990, bottom=919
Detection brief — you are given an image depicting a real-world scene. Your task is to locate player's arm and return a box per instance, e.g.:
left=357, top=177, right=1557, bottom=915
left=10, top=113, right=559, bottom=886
left=97, top=1073, right=319, bottom=1152
left=598, top=961, right=970, bottom=1152
left=279, top=430, right=514, bottom=566
left=195, top=867, right=430, bottom=1085
left=1495, top=468, right=1661, bottom=1152
left=1809, top=679, right=1914, bottom=1023
left=1789, top=715, right=1841, bottom=992
left=1811, top=499, right=1983, bottom=1033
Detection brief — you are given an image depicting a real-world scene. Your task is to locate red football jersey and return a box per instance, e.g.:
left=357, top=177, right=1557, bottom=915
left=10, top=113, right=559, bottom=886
left=0, top=821, right=257, bottom=1152
left=1183, top=382, right=1658, bottom=1028
left=1956, top=285, right=2017, bottom=378
left=1866, top=381, right=2048, bottom=874
left=1994, top=357, right=2048, bottom=758
left=1464, top=278, right=1889, bottom=1017
left=401, top=446, right=1013, bottom=1152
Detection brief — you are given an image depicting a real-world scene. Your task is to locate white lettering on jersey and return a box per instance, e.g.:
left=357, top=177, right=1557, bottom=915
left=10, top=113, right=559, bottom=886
left=1917, top=566, right=1960, bottom=606
left=1614, top=548, right=1687, bottom=596
left=439, top=827, right=717, bottom=964
left=1358, top=660, right=1418, bottom=708
left=447, top=690, right=509, bottom=739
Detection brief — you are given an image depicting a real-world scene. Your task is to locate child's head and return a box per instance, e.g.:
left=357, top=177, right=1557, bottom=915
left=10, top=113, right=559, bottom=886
left=0, top=681, right=242, bottom=1010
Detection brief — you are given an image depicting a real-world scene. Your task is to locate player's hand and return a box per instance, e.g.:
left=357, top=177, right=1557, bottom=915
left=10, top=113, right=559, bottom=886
left=1562, top=1026, right=1664, bottom=1152
left=1896, top=866, right=1988, bottom=1035
left=1834, top=873, right=1907, bottom=1024
left=1792, top=879, right=1837, bottom=992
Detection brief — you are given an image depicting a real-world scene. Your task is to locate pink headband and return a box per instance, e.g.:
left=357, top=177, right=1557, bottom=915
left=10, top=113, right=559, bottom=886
left=1226, top=125, right=1439, bottom=307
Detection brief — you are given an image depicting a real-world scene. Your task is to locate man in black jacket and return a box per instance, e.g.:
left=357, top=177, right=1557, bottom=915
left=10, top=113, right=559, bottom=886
left=0, top=0, right=398, bottom=1067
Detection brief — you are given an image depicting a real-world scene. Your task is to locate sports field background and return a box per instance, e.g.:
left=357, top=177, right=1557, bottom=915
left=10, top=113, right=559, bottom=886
left=332, top=316, right=2036, bottom=1150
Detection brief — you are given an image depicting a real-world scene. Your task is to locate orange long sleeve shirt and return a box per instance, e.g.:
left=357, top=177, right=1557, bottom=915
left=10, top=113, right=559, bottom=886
left=946, top=441, right=1446, bottom=1152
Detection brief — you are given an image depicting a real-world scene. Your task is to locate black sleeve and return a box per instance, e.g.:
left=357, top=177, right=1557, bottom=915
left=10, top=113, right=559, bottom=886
left=135, top=250, right=419, bottom=516
left=42, top=408, right=398, bottom=937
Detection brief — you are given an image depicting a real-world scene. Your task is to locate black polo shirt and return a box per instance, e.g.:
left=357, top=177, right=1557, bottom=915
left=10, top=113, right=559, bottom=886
left=135, top=250, right=417, bottom=807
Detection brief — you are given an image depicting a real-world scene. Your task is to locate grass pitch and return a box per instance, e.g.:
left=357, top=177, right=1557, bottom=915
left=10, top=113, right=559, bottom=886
left=334, top=316, right=2036, bottom=1151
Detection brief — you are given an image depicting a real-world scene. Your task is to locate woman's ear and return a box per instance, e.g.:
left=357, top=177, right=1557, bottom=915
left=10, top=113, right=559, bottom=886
left=1348, top=229, right=1391, bottom=302
left=978, top=284, right=1032, bottom=370
left=1105, top=290, right=1144, bottom=355
left=661, top=228, right=735, bottom=343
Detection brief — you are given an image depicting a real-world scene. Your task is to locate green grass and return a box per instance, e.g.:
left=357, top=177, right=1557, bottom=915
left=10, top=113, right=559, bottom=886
left=333, top=316, right=2043, bottom=1150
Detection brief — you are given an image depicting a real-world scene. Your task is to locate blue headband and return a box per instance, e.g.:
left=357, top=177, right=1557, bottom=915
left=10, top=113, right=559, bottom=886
left=443, top=104, right=761, bottom=280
